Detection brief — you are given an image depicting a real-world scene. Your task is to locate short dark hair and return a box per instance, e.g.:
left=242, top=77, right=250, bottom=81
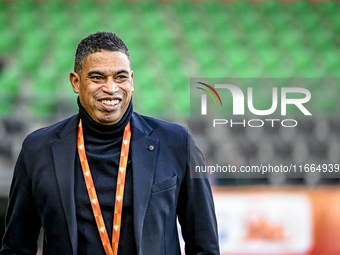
left=74, top=32, right=131, bottom=74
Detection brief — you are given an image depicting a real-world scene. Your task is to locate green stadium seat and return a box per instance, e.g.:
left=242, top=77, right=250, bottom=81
left=219, top=29, right=242, bottom=50
left=328, top=14, right=340, bottom=33
left=288, top=0, right=312, bottom=16
left=51, top=46, right=75, bottom=73
left=0, top=98, right=14, bottom=118
left=309, top=30, right=334, bottom=51
left=17, top=30, right=46, bottom=72
left=186, top=29, right=210, bottom=52
left=166, top=68, right=187, bottom=91
left=229, top=0, right=251, bottom=15
left=12, top=0, right=35, bottom=11
left=257, top=49, right=280, bottom=71
left=150, top=30, right=174, bottom=52
left=111, top=8, right=133, bottom=32
left=101, top=0, right=126, bottom=22
left=0, top=67, right=21, bottom=99
left=318, top=0, right=340, bottom=16
left=170, top=1, right=191, bottom=14
left=299, top=13, right=321, bottom=33
left=136, top=0, right=157, bottom=12
left=134, top=67, right=158, bottom=91
left=30, top=67, right=58, bottom=119
left=289, top=49, right=313, bottom=72
left=47, top=10, right=69, bottom=32
left=43, top=0, right=65, bottom=14
left=144, top=13, right=164, bottom=32
left=0, top=6, right=5, bottom=32
left=239, top=11, right=261, bottom=33
left=322, top=49, right=340, bottom=68
left=225, top=48, right=249, bottom=71
left=300, top=63, right=326, bottom=78
left=194, top=48, right=218, bottom=75
left=268, top=12, right=290, bottom=33
left=135, top=88, right=164, bottom=116
left=178, top=12, right=198, bottom=34
left=0, top=29, right=16, bottom=53
left=258, top=0, right=281, bottom=15
left=157, top=48, right=181, bottom=71
left=278, top=30, right=303, bottom=51
left=13, top=1, right=38, bottom=33
left=18, top=47, right=44, bottom=72
left=200, top=0, right=222, bottom=14
left=173, top=89, right=190, bottom=118
left=247, top=29, right=272, bottom=51
left=210, top=13, right=228, bottom=34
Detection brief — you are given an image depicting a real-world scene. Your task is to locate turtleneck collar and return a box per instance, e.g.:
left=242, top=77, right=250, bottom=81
left=78, top=97, right=133, bottom=140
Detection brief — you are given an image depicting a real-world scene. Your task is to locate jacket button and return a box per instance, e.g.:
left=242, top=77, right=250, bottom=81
left=148, top=145, right=154, bottom=151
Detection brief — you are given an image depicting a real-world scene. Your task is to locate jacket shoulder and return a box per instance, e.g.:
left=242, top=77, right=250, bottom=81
left=133, top=112, right=189, bottom=138
left=23, top=114, right=79, bottom=147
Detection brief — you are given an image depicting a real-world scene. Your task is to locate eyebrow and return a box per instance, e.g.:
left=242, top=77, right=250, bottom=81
left=115, top=69, right=130, bottom=75
left=87, top=70, right=105, bottom=76
left=87, top=69, right=130, bottom=76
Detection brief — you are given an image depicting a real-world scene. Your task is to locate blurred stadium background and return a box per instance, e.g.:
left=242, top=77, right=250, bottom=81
left=1, top=0, right=340, bottom=254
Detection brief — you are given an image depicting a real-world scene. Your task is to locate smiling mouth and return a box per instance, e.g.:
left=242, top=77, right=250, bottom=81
left=100, top=99, right=120, bottom=106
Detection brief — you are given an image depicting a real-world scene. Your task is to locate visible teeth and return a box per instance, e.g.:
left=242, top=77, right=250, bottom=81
left=101, top=100, right=119, bottom=106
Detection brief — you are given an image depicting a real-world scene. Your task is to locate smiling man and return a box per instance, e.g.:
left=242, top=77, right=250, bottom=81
left=0, top=32, right=219, bottom=255
left=70, top=50, right=134, bottom=126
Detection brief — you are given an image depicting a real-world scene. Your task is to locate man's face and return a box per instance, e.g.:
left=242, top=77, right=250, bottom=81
left=70, top=50, right=134, bottom=125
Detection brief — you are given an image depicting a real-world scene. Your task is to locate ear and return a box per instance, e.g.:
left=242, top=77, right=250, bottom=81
left=70, top=72, right=80, bottom=93
left=130, top=70, right=134, bottom=92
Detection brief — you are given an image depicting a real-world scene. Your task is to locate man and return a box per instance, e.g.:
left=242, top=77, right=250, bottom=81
left=1, top=32, right=219, bottom=255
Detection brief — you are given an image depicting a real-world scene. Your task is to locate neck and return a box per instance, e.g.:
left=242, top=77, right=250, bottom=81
left=78, top=97, right=133, bottom=139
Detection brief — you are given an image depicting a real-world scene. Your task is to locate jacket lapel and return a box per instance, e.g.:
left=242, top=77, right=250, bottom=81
left=130, top=113, right=158, bottom=252
left=51, top=115, right=79, bottom=255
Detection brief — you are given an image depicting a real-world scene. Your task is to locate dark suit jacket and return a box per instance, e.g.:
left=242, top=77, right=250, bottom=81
left=1, top=112, right=219, bottom=255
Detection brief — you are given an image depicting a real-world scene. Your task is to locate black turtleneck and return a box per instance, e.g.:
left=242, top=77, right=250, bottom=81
left=75, top=98, right=137, bottom=255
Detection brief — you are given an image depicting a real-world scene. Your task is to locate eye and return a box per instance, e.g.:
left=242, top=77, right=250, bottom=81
left=116, top=75, right=128, bottom=82
left=90, top=75, right=104, bottom=82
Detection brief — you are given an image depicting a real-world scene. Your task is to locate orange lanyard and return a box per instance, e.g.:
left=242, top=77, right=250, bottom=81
left=77, top=119, right=131, bottom=255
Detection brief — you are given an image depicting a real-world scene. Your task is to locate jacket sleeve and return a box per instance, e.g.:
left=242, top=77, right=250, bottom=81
left=0, top=142, right=41, bottom=255
left=177, top=130, right=220, bottom=255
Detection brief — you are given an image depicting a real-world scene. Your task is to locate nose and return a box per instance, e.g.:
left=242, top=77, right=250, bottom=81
left=102, top=78, right=119, bottom=94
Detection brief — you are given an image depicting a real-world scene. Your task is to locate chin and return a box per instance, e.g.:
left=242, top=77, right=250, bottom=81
left=102, top=116, right=121, bottom=125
